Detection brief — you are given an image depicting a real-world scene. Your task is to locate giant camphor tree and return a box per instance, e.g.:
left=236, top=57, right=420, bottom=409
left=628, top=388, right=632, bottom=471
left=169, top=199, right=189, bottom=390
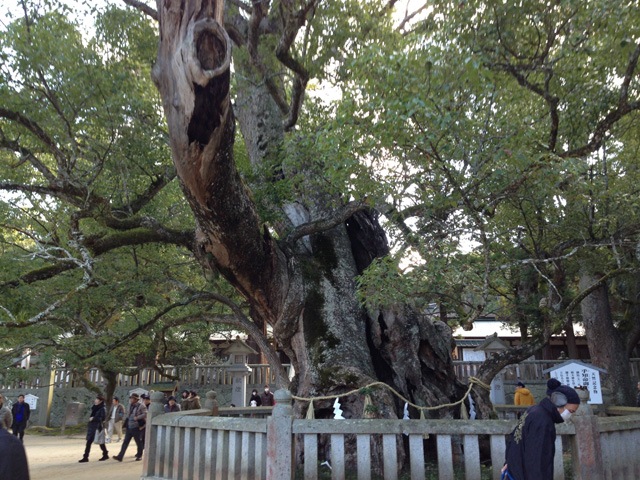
left=145, top=0, right=464, bottom=421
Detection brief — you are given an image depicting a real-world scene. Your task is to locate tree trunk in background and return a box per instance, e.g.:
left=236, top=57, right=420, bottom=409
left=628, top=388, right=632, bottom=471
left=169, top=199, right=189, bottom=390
left=579, top=270, right=635, bottom=405
left=102, top=370, right=118, bottom=405
left=564, top=318, right=579, bottom=359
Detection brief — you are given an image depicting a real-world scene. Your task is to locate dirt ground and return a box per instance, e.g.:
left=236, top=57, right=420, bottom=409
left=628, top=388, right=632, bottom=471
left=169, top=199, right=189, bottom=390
left=24, top=434, right=143, bottom=480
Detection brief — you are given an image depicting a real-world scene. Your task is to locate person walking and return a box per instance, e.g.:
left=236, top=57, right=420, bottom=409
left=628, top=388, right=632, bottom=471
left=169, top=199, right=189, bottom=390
left=0, top=428, right=30, bottom=479
left=514, top=381, right=535, bottom=419
left=112, top=393, right=147, bottom=462
left=514, top=382, right=535, bottom=406
left=78, top=395, right=109, bottom=463
left=502, top=381, right=580, bottom=480
left=260, top=385, right=275, bottom=406
left=11, top=394, right=30, bottom=442
left=106, top=396, right=125, bottom=443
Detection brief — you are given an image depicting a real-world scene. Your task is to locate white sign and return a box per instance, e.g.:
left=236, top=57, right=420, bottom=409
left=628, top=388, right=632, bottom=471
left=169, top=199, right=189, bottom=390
left=128, top=388, right=149, bottom=398
left=24, top=394, right=38, bottom=410
left=548, top=362, right=604, bottom=404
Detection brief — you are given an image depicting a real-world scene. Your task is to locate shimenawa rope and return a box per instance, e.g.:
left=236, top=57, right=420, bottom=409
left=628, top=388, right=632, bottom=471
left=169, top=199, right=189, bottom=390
left=291, top=376, right=491, bottom=412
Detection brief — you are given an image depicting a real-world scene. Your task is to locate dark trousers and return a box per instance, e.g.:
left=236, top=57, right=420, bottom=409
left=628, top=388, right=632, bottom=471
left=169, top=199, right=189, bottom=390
left=83, top=438, right=108, bottom=459
left=12, top=421, right=26, bottom=441
left=118, top=427, right=143, bottom=458
left=140, top=428, right=145, bottom=451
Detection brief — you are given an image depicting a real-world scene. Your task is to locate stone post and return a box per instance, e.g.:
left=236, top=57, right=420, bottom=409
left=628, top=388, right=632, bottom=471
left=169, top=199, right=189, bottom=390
left=205, top=390, right=218, bottom=416
left=571, top=387, right=604, bottom=479
left=266, top=389, right=293, bottom=480
left=574, top=386, right=593, bottom=417
left=143, top=390, right=165, bottom=478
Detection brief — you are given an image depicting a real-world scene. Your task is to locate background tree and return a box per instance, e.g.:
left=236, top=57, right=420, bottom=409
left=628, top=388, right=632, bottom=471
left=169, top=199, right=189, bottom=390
left=352, top=0, right=640, bottom=405
left=0, top=3, right=277, bottom=401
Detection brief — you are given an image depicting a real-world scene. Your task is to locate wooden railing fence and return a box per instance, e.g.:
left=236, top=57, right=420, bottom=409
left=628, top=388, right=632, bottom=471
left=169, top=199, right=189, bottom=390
left=142, top=390, right=640, bottom=480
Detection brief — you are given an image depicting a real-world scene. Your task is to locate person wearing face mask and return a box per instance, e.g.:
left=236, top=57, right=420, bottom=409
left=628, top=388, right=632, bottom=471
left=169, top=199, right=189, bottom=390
left=260, top=385, right=275, bottom=407
left=249, top=389, right=262, bottom=407
left=501, top=380, right=580, bottom=480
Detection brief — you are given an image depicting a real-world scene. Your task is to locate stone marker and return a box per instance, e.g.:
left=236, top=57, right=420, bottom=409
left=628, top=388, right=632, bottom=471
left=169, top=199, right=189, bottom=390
left=62, top=402, right=85, bottom=434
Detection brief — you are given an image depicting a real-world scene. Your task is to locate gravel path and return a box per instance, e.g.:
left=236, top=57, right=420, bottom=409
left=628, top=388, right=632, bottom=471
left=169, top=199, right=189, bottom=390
left=23, top=434, right=143, bottom=480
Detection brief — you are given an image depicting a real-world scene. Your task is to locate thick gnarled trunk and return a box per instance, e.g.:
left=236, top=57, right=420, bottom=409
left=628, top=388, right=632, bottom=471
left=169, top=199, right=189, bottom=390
left=579, top=270, right=635, bottom=405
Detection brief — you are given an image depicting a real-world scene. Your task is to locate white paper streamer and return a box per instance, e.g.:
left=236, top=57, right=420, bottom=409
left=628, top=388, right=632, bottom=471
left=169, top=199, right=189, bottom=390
left=333, top=398, right=344, bottom=419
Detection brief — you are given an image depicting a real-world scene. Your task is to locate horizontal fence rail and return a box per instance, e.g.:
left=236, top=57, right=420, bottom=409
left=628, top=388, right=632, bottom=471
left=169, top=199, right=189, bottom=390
left=292, top=418, right=575, bottom=480
left=454, top=358, right=640, bottom=381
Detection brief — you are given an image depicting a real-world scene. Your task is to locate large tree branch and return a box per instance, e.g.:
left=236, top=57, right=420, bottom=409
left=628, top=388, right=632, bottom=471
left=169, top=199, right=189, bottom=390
left=122, top=0, right=158, bottom=20
left=0, top=263, right=76, bottom=289
left=247, top=0, right=290, bottom=114
left=561, top=43, right=640, bottom=159
left=0, top=220, right=194, bottom=289
left=0, top=137, right=57, bottom=183
left=0, top=107, right=68, bottom=172
left=562, top=101, right=640, bottom=159
left=276, top=0, right=317, bottom=130
left=153, top=2, right=285, bottom=326
left=285, top=199, right=369, bottom=244
left=499, top=65, right=560, bottom=151
left=112, top=166, right=177, bottom=216
left=78, top=294, right=211, bottom=358
left=84, top=226, right=194, bottom=255
left=0, top=182, right=84, bottom=207
left=619, top=43, right=640, bottom=107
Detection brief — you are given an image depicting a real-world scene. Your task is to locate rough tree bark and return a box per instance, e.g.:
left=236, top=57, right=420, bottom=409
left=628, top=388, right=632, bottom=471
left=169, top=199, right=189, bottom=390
left=150, top=0, right=466, bottom=441
left=579, top=269, right=635, bottom=406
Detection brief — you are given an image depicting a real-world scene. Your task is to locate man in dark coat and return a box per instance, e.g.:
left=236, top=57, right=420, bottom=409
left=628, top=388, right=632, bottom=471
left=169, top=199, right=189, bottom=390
left=11, top=394, right=30, bottom=442
left=79, top=395, right=109, bottom=462
left=112, top=393, right=147, bottom=462
left=503, top=383, right=580, bottom=480
left=0, top=428, right=30, bottom=479
left=260, top=385, right=275, bottom=407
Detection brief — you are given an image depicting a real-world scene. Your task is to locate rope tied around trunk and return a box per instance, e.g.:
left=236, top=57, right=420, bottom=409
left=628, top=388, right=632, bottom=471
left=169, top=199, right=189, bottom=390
left=291, top=376, right=491, bottom=412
